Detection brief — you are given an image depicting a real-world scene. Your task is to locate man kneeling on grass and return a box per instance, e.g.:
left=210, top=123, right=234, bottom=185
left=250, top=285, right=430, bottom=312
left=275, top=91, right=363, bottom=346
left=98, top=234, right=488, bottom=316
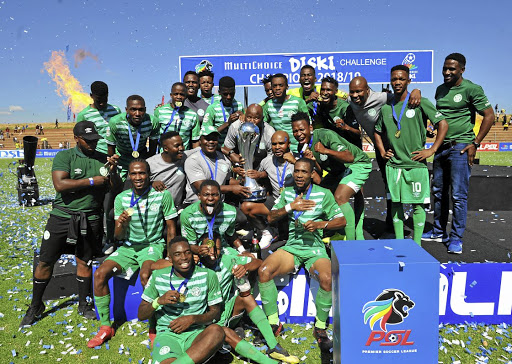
left=138, top=237, right=225, bottom=364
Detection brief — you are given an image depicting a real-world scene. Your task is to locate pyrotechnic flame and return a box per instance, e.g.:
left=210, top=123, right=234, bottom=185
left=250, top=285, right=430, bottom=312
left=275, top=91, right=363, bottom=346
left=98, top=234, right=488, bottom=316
left=43, top=50, right=91, bottom=113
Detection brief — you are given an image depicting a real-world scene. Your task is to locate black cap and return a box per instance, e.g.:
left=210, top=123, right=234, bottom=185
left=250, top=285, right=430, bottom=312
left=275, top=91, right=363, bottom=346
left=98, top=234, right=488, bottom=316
left=73, top=121, right=102, bottom=141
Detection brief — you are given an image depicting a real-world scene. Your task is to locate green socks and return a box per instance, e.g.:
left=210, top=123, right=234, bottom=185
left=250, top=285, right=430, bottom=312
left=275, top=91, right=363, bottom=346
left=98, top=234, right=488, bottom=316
left=94, top=294, right=111, bottom=327
left=235, top=340, right=276, bottom=364
left=412, top=204, right=426, bottom=245
left=340, top=202, right=355, bottom=240
left=258, top=280, right=279, bottom=325
left=173, top=352, right=194, bottom=364
left=391, top=202, right=405, bottom=239
left=315, top=287, right=332, bottom=329
left=355, top=209, right=365, bottom=240
left=249, top=306, right=278, bottom=349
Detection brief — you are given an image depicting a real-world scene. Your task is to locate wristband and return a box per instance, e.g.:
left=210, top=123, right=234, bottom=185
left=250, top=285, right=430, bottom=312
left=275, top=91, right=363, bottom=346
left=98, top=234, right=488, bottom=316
left=237, top=246, right=246, bottom=254
left=285, top=203, right=292, bottom=213
left=89, top=177, right=94, bottom=186
left=152, top=299, right=161, bottom=310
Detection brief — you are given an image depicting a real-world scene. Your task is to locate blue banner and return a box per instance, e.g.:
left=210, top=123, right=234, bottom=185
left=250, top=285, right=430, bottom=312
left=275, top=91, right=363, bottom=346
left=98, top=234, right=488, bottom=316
left=180, top=50, right=434, bottom=87
left=500, top=142, right=512, bottom=151
left=0, top=149, right=64, bottom=159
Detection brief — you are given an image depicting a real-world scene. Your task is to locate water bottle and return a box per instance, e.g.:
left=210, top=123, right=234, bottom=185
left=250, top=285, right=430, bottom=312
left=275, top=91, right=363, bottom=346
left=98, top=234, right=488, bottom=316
left=231, top=258, right=251, bottom=297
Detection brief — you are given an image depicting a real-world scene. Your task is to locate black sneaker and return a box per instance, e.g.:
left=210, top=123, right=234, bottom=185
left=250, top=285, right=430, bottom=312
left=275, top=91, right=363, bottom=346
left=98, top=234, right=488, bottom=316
left=19, top=303, right=45, bottom=327
left=78, top=303, right=97, bottom=320
left=313, top=326, right=333, bottom=352
left=267, top=343, right=299, bottom=363
left=271, top=322, right=284, bottom=337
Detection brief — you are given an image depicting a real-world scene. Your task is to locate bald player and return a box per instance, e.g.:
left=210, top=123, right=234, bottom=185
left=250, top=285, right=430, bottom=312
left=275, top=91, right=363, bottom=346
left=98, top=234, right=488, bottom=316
left=348, top=76, right=421, bottom=232
left=222, top=104, right=275, bottom=172
left=240, top=130, right=295, bottom=248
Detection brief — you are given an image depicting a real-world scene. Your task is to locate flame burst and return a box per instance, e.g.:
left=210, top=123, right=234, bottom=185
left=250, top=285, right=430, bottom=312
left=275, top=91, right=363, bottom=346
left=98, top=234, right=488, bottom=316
left=44, top=50, right=91, bottom=113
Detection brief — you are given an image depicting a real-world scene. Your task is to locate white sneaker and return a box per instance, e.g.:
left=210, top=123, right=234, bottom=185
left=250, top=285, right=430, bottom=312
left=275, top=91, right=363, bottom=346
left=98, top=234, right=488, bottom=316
left=259, top=229, right=273, bottom=249
left=103, top=243, right=115, bottom=255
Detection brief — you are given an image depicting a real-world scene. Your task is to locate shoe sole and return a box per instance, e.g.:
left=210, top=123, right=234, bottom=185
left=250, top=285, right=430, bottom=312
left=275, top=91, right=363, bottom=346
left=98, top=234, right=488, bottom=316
left=421, top=236, right=443, bottom=242
left=269, top=352, right=300, bottom=364
left=448, top=250, right=462, bottom=254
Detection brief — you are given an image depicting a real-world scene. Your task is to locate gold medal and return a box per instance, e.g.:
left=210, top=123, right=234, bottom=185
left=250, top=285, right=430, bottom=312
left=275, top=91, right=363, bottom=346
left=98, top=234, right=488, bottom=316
left=178, top=293, right=186, bottom=303
left=279, top=187, right=284, bottom=194
left=132, top=150, right=140, bottom=158
left=395, top=130, right=401, bottom=139
left=294, top=219, right=299, bottom=227
left=317, top=96, right=323, bottom=102
left=175, top=101, right=183, bottom=108
left=99, top=166, right=109, bottom=177
left=206, top=239, right=215, bottom=248
left=125, top=207, right=135, bottom=216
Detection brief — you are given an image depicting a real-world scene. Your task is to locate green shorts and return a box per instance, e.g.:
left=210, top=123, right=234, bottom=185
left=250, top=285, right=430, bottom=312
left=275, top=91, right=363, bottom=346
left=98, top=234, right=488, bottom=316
left=219, top=293, right=244, bottom=329
left=280, top=245, right=330, bottom=272
left=385, top=165, right=430, bottom=204
left=152, top=329, right=203, bottom=363
left=339, top=162, right=372, bottom=193
left=105, top=244, right=164, bottom=279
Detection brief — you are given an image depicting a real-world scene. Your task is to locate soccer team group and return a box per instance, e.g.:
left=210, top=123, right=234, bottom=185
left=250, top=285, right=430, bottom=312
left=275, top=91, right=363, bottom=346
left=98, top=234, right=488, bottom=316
left=20, top=52, right=494, bottom=364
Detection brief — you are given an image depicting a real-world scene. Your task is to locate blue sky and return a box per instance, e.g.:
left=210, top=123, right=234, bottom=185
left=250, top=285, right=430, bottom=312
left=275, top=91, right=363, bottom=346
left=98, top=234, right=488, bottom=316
left=0, top=0, right=510, bottom=123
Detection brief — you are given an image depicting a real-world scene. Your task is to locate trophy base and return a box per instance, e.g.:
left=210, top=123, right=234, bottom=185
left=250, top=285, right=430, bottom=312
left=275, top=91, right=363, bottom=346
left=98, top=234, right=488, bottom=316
left=243, top=187, right=267, bottom=202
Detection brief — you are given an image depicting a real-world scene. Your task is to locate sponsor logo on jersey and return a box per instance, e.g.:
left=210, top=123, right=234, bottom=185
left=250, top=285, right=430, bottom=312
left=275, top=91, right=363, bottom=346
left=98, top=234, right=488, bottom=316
left=74, top=168, right=82, bottom=174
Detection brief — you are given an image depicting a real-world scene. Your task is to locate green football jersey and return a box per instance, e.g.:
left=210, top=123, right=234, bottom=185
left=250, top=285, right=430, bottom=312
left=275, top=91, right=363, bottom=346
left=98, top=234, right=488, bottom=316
left=180, top=202, right=236, bottom=247
left=272, top=184, right=344, bottom=252
left=50, top=147, right=106, bottom=220
left=114, top=188, right=177, bottom=245
left=376, top=97, right=444, bottom=169
left=297, top=129, right=370, bottom=172
left=435, top=79, right=491, bottom=143
left=203, top=99, right=244, bottom=145
left=263, top=95, right=308, bottom=151
left=142, top=265, right=222, bottom=333
left=76, top=104, right=121, bottom=155
left=202, top=94, right=222, bottom=105
left=154, top=104, right=200, bottom=150
left=106, top=113, right=160, bottom=178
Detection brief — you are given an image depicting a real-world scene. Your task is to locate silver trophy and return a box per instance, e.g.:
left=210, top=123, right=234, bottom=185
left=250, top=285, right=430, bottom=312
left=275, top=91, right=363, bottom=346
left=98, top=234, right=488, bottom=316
left=237, top=122, right=266, bottom=201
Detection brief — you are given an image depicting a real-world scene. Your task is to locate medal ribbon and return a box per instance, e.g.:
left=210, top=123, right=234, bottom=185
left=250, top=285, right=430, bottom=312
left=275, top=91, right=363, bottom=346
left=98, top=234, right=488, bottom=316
left=200, top=150, right=218, bottom=180
left=275, top=158, right=288, bottom=189
left=207, top=214, right=216, bottom=240
left=162, top=107, right=179, bottom=135
left=299, top=135, right=314, bottom=158
left=312, top=101, right=318, bottom=116
left=220, top=101, right=227, bottom=123
left=293, top=183, right=313, bottom=222
left=391, top=92, right=410, bottom=132
left=170, top=267, right=189, bottom=295
left=127, top=120, right=142, bottom=154
left=130, top=186, right=152, bottom=208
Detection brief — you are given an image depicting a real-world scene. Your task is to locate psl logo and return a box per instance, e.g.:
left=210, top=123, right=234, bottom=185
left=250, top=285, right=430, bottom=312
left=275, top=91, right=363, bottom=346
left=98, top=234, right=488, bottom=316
left=363, top=289, right=415, bottom=346
left=402, top=53, right=418, bottom=79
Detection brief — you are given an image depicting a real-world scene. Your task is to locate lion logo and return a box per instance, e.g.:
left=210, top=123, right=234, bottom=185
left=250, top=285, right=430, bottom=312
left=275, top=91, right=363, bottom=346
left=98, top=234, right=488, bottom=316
left=362, top=289, right=415, bottom=331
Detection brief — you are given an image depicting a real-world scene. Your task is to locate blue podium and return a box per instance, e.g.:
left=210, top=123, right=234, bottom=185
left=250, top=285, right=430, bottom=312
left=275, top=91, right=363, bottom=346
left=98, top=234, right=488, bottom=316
left=331, top=239, right=439, bottom=364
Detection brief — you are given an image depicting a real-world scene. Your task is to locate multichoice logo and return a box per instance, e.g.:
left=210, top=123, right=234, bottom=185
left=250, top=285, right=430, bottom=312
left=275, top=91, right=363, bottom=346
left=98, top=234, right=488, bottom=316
left=363, top=289, right=415, bottom=346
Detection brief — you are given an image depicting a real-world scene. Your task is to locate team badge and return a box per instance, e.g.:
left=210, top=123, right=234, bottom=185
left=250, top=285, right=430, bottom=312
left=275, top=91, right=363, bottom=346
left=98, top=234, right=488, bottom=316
left=190, top=287, right=201, bottom=297
left=159, top=346, right=171, bottom=355
left=197, top=109, right=205, bottom=116
left=43, top=230, right=50, bottom=240
left=453, top=94, right=462, bottom=103
left=368, top=108, right=377, bottom=117
left=99, top=166, right=109, bottom=176
left=319, top=154, right=328, bottom=161
left=406, top=109, right=415, bottom=118
left=150, top=204, right=159, bottom=212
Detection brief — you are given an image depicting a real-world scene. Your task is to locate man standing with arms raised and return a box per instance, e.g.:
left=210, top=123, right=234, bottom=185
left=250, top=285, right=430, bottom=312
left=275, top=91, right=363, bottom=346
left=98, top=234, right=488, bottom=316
left=422, top=53, right=494, bottom=254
